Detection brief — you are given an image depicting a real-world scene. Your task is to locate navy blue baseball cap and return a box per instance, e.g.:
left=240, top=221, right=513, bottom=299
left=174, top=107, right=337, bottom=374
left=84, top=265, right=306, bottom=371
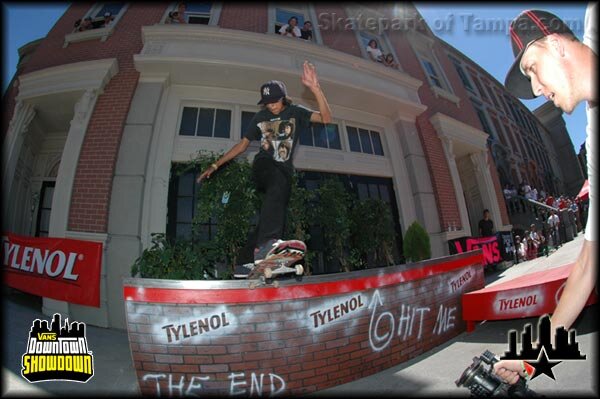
left=258, top=80, right=287, bottom=105
left=505, top=9, right=574, bottom=99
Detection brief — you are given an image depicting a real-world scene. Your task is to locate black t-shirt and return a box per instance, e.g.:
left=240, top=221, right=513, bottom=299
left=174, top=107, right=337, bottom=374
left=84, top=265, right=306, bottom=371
left=244, top=104, right=314, bottom=176
left=478, top=219, right=494, bottom=237
left=301, top=29, right=313, bottom=40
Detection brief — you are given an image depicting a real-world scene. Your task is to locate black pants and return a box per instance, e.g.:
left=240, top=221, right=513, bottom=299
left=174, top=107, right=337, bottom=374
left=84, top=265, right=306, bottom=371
left=252, top=158, right=292, bottom=248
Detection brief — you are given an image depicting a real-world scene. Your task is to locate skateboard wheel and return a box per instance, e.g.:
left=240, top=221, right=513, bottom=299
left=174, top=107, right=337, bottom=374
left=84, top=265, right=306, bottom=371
left=295, top=264, right=304, bottom=275
left=264, top=267, right=273, bottom=279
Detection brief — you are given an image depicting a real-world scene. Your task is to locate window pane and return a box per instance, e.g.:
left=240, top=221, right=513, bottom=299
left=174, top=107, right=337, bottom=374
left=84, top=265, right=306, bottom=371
left=431, top=76, right=442, bottom=88
left=94, top=3, right=124, bottom=18
left=368, top=184, right=379, bottom=199
left=241, top=111, right=255, bottom=136
left=300, top=125, right=313, bottom=146
left=197, top=108, right=215, bottom=137
left=379, top=185, right=390, bottom=203
left=327, top=124, right=341, bottom=150
left=357, top=183, right=369, bottom=201
left=347, top=126, right=361, bottom=152
left=42, top=187, right=55, bottom=208
left=178, top=172, right=194, bottom=197
left=214, top=109, right=231, bottom=138
left=371, top=131, right=384, bottom=155
left=313, top=124, right=328, bottom=148
left=177, top=197, right=193, bottom=223
left=40, top=210, right=51, bottom=231
left=197, top=224, right=210, bottom=241
left=176, top=223, right=192, bottom=240
left=188, top=16, right=210, bottom=24
left=180, top=107, right=198, bottom=136
left=276, top=8, right=304, bottom=25
left=359, top=128, right=373, bottom=154
left=185, top=2, right=212, bottom=13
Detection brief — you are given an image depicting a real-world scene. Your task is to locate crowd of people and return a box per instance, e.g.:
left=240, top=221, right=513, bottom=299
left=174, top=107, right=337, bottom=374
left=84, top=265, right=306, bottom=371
left=366, top=39, right=399, bottom=69
left=73, top=12, right=114, bottom=32
left=503, top=180, right=589, bottom=263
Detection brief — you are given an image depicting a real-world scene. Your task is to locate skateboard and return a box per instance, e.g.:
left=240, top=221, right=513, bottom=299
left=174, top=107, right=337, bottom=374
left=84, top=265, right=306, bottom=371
left=247, top=240, right=306, bottom=288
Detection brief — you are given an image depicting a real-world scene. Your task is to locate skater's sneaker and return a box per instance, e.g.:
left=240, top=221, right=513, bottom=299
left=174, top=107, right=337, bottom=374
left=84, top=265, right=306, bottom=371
left=254, top=239, right=307, bottom=263
left=254, top=239, right=279, bottom=263
left=233, top=263, right=255, bottom=278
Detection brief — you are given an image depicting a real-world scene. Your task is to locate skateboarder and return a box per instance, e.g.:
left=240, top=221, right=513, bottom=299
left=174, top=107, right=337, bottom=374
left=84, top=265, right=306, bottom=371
left=196, top=61, right=332, bottom=276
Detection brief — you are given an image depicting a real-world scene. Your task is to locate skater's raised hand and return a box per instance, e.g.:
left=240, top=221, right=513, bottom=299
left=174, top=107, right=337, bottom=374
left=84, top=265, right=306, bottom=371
left=301, top=61, right=320, bottom=91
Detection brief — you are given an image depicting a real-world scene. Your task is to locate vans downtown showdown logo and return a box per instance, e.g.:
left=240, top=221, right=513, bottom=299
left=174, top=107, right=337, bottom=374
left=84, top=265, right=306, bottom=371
left=21, top=313, right=94, bottom=383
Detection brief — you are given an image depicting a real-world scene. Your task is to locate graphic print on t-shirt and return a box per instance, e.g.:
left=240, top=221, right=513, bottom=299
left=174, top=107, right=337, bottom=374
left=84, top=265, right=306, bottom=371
left=257, top=118, right=296, bottom=162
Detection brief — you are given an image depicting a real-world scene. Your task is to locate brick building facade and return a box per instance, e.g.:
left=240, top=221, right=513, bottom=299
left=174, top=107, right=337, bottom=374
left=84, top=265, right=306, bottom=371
left=2, top=3, right=578, bottom=329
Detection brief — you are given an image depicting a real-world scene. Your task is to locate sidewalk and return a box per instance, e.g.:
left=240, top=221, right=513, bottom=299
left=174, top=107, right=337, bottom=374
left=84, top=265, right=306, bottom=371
left=2, top=235, right=596, bottom=397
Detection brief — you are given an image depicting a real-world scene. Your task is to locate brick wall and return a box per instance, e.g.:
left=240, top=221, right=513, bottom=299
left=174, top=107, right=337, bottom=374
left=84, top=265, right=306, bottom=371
left=124, top=254, right=484, bottom=396
left=219, top=3, right=268, bottom=33
left=314, top=5, right=363, bottom=58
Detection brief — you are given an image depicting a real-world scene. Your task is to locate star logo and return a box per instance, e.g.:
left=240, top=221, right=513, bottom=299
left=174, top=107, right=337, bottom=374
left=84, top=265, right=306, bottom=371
left=529, top=347, right=561, bottom=380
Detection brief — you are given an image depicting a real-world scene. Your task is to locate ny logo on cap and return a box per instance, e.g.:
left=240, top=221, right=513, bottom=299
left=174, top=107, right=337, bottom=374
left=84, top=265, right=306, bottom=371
left=263, top=87, right=270, bottom=96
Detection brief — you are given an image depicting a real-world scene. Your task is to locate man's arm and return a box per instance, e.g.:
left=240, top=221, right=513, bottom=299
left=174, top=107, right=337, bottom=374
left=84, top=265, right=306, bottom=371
left=196, top=138, right=250, bottom=183
left=301, top=61, right=332, bottom=124
left=549, top=239, right=597, bottom=335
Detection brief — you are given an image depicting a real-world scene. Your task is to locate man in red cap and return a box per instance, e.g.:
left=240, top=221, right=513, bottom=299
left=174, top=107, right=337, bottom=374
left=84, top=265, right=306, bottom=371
left=495, top=4, right=597, bottom=384
left=197, top=61, right=332, bottom=276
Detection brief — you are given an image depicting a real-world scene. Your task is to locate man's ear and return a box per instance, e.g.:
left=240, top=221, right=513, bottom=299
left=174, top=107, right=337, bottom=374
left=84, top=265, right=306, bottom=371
left=546, top=33, right=566, bottom=58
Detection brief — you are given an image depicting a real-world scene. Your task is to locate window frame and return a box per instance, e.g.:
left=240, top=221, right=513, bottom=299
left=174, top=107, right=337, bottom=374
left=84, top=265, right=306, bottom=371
left=177, top=103, right=234, bottom=139
left=268, top=4, right=322, bottom=44
left=160, top=2, right=222, bottom=26
left=345, top=123, right=386, bottom=157
left=300, top=120, right=344, bottom=151
left=64, top=2, right=130, bottom=46
left=356, top=30, right=400, bottom=69
left=448, top=55, right=476, bottom=94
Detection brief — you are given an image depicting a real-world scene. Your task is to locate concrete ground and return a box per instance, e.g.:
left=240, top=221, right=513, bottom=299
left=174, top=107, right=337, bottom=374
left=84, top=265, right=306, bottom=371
left=2, top=234, right=597, bottom=397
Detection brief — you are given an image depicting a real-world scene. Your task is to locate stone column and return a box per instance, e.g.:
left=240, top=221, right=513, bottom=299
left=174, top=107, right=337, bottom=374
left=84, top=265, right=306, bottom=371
left=2, top=100, right=36, bottom=227
left=470, top=150, right=503, bottom=232
left=43, top=88, right=100, bottom=319
left=440, top=136, right=472, bottom=236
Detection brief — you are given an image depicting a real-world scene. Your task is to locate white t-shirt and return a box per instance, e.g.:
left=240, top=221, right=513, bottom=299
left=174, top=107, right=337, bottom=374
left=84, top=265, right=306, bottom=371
left=366, top=46, right=383, bottom=62
left=279, top=24, right=301, bottom=38
left=584, top=2, right=597, bottom=242
left=548, top=214, right=560, bottom=228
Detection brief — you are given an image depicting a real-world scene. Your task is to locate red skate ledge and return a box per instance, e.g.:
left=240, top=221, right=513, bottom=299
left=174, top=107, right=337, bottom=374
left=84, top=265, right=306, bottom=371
left=462, top=262, right=597, bottom=332
left=123, top=252, right=483, bottom=304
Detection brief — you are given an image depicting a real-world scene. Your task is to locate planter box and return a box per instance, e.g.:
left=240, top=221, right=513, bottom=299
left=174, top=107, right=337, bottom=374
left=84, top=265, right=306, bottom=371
left=123, top=250, right=484, bottom=396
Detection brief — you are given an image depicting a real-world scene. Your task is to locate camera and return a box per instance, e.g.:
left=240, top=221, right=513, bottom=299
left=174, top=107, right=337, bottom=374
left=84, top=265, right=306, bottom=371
left=456, top=350, right=539, bottom=397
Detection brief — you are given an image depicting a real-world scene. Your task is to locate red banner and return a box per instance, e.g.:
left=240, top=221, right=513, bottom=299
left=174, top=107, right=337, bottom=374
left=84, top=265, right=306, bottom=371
left=2, top=232, right=103, bottom=307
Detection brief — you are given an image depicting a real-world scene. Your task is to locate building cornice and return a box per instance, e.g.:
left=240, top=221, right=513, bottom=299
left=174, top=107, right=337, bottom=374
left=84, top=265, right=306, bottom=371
left=16, top=58, right=119, bottom=100
left=138, top=24, right=423, bottom=92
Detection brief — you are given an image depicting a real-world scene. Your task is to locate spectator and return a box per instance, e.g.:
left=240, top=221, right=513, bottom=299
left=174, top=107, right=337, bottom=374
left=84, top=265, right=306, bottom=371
left=515, top=235, right=527, bottom=262
left=531, top=187, right=538, bottom=201
left=78, top=17, right=93, bottom=31
left=382, top=53, right=399, bottom=69
left=366, top=39, right=384, bottom=63
left=526, top=224, right=541, bottom=259
left=103, top=12, right=114, bottom=27
left=547, top=209, right=561, bottom=249
left=540, top=189, right=546, bottom=199
left=478, top=209, right=495, bottom=237
left=279, top=16, right=301, bottom=38
left=300, top=21, right=313, bottom=41
left=167, top=3, right=186, bottom=24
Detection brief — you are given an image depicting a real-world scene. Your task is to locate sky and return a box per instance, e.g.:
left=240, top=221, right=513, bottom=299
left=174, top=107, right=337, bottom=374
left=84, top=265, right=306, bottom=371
left=2, top=2, right=590, bottom=151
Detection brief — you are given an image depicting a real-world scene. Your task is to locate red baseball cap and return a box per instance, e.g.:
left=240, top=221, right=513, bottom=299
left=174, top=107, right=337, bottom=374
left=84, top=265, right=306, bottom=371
left=505, top=9, right=574, bottom=99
